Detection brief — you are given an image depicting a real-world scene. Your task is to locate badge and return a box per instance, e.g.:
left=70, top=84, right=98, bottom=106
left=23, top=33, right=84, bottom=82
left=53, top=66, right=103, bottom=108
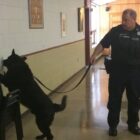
left=137, top=31, right=140, bottom=36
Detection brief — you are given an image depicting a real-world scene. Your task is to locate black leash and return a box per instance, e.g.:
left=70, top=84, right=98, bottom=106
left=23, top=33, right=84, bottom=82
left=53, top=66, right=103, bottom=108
left=34, top=64, right=92, bottom=93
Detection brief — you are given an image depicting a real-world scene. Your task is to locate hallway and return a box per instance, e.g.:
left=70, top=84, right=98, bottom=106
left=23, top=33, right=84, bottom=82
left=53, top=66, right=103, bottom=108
left=6, top=58, right=140, bottom=140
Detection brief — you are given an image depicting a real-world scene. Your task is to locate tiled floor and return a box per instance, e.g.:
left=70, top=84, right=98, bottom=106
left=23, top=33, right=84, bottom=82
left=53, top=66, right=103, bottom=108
left=6, top=58, right=140, bottom=140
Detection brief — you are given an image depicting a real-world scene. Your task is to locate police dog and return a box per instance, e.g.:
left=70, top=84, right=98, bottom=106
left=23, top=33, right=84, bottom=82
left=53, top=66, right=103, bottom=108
left=0, top=50, right=67, bottom=140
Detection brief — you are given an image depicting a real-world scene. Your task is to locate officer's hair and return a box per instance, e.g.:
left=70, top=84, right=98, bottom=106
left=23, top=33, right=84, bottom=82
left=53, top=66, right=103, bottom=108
left=122, top=9, right=137, bottom=20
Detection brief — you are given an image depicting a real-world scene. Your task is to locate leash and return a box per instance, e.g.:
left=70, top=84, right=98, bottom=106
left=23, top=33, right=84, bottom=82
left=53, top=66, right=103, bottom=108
left=34, top=64, right=92, bottom=93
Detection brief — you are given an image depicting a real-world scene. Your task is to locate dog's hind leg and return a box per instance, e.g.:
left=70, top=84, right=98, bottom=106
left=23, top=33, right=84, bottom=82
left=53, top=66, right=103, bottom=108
left=35, top=115, right=54, bottom=140
left=54, top=95, right=67, bottom=112
left=36, top=128, right=53, bottom=140
left=36, top=134, right=47, bottom=140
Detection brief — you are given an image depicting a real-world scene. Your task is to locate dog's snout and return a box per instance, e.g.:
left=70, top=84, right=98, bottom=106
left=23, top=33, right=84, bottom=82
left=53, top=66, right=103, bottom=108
left=3, top=59, right=6, bottom=65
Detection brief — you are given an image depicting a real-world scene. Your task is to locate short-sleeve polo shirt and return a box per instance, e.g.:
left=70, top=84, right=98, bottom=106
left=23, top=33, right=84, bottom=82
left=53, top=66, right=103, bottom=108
left=100, top=24, right=140, bottom=65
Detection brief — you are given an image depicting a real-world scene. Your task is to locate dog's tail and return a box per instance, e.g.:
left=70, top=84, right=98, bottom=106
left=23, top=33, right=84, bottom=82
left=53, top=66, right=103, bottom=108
left=54, top=95, right=67, bottom=112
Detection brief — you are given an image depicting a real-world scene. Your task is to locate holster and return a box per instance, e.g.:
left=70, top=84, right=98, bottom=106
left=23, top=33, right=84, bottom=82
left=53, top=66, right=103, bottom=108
left=104, top=56, right=112, bottom=74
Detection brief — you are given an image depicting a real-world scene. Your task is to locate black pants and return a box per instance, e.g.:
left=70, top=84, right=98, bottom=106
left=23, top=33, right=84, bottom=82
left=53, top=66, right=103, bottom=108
left=107, top=67, right=140, bottom=128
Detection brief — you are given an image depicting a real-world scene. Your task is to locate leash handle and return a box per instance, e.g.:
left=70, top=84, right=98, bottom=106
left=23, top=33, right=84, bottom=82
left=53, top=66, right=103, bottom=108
left=34, top=64, right=91, bottom=93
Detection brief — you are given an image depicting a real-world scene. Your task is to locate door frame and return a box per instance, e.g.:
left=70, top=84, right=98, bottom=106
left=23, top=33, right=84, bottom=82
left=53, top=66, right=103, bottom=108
left=84, top=0, right=91, bottom=65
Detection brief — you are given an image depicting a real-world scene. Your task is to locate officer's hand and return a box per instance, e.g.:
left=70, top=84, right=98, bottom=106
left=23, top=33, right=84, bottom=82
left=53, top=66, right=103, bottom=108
left=90, top=55, right=96, bottom=65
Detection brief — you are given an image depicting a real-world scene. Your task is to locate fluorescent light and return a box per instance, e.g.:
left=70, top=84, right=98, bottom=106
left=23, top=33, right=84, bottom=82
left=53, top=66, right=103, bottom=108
left=93, top=0, right=116, bottom=5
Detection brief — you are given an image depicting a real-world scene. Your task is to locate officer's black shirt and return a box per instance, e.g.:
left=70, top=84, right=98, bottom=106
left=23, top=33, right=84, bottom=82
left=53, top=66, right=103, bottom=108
left=100, top=24, right=140, bottom=65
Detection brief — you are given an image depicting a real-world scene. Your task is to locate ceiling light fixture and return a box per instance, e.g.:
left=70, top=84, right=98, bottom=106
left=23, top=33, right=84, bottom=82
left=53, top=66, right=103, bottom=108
left=93, top=0, right=116, bottom=5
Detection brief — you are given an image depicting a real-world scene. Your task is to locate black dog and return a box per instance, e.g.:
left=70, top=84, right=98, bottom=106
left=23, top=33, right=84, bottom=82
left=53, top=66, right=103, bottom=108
left=0, top=50, right=67, bottom=140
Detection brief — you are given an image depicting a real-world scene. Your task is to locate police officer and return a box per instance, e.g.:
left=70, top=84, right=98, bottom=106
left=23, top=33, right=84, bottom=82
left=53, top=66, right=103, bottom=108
left=91, top=9, right=140, bottom=136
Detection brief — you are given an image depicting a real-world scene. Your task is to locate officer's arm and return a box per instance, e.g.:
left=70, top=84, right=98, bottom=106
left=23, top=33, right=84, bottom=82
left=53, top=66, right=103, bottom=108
left=90, top=43, right=103, bottom=64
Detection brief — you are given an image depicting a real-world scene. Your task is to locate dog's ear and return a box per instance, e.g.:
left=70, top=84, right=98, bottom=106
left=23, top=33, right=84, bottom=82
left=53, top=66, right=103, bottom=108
left=12, top=49, right=15, bottom=55
left=22, top=56, right=27, bottom=61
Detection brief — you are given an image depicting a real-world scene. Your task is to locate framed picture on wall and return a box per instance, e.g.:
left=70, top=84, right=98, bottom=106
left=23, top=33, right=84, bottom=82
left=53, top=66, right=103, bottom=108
left=28, top=0, right=44, bottom=28
left=78, top=7, right=84, bottom=32
left=60, top=12, right=67, bottom=37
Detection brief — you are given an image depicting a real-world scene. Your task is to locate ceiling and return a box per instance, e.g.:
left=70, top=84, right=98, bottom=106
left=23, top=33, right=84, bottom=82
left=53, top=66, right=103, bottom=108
left=93, top=0, right=116, bottom=5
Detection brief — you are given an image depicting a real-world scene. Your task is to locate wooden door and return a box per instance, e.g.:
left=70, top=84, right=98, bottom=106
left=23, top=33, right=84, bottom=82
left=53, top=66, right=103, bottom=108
left=109, top=12, right=121, bottom=28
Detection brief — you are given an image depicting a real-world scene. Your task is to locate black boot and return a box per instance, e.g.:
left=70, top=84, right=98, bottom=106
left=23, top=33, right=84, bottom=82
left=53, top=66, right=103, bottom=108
left=109, top=127, right=117, bottom=136
left=128, top=125, right=140, bottom=135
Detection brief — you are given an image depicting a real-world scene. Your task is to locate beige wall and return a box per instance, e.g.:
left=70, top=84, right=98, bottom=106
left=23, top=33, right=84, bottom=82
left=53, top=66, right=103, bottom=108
left=0, top=0, right=84, bottom=58
left=26, top=40, right=85, bottom=95
left=0, top=0, right=85, bottom=114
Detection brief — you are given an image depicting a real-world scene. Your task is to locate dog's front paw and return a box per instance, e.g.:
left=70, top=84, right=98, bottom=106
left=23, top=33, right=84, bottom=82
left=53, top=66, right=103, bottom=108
left=36, top=134, right=53, bottom=140
left=36, top=134, right=46, bottom=140
left=0, top=74, right=3, bottom=81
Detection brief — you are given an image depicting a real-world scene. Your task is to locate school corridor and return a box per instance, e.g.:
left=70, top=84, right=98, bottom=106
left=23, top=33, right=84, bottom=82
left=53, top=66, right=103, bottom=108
left=5, top=58, right=140, bottom=140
